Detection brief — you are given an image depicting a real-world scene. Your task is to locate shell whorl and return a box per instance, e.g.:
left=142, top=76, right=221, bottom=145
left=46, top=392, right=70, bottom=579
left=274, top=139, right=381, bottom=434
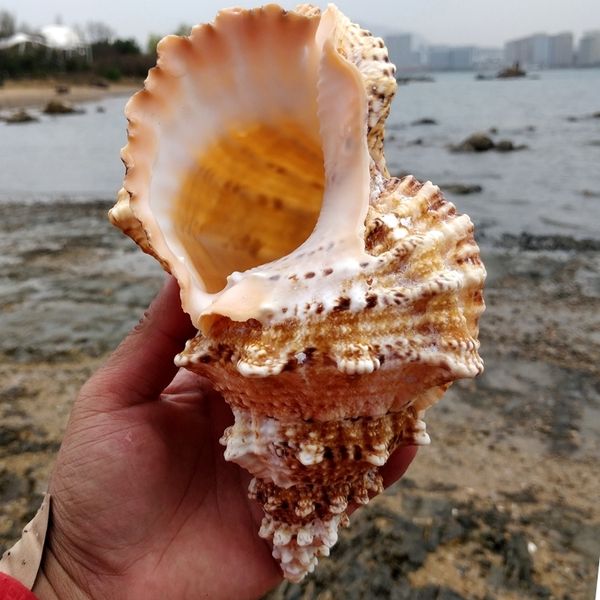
left=109, top=3, right=485, bottom=583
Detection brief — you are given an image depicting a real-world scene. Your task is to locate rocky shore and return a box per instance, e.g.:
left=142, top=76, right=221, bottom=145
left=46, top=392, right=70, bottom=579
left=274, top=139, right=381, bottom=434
left=1, top=200, right=599, bottom=599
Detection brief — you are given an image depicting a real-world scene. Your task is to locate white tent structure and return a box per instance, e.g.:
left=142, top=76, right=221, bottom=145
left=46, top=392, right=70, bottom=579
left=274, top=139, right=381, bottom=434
left=40, top=25, right=91, bottom=60
left=0, top=33, right=41, bottom=52
left=0, top=25, right=91, bottom=61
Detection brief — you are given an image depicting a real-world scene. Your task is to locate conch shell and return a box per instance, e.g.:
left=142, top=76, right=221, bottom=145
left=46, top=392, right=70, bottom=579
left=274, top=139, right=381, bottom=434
left=109, top=3, right=485, bottom=582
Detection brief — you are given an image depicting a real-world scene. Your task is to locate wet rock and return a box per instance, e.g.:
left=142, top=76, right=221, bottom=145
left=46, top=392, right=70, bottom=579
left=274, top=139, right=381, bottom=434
left=451, top=133, right=494, bottom=153
left=569, top=524, right=600, bottom=559
left=2, top=109, right=38, bottom=124
left=0, top=425, right=59, bottom=457
left=503, top=533, right=534, bottom=586
left=55, top=84, right=70, bottom=95
left=411, top=118, right=438, bottom=126
left=0, top=384, right=27, bottom=402
left=96, top=106, right=106, bottom=113
left=412, top=587, right=467, bottom=600
left=502, top=487, right=538, bottom=504
left=567, top=111, right=600, bottom=121
left=496, top=139, right=527, bottom=152
left=0, top=469, right=29, bottom=503
left=90, top=78, right=110, bottom=88
left=43, top=100, right=84, bottom=115
left=489, top=127, right=499, bottom=134
left=442, top=183, right=483, bottom=195
left=581, top=189, right=600, bottom=198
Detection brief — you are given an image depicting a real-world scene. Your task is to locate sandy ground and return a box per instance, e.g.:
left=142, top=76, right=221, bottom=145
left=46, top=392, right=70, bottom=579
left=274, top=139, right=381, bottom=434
left=0, top=201, right=599, bottom=599
left=0, top=80, right=141, bottom=111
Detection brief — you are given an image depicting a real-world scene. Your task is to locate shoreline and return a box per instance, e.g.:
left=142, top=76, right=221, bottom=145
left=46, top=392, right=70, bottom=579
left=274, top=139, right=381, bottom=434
left=0, top=80, right=142, bottom=111
left=0, top=200, right=599, bottom=599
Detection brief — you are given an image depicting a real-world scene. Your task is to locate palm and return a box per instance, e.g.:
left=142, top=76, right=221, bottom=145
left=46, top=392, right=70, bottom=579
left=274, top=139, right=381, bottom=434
left=49, top=369, right=280, bottom=599
left=40, top=279, right=415, bottom=600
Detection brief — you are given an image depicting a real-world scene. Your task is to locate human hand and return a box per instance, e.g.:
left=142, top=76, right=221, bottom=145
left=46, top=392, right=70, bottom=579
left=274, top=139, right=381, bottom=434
left=33, top=277, right=416, bottom=600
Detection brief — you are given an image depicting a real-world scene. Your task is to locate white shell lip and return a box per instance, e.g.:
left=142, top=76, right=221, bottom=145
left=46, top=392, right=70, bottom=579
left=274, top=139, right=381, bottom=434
left=113, top=4, right=374, bottom=333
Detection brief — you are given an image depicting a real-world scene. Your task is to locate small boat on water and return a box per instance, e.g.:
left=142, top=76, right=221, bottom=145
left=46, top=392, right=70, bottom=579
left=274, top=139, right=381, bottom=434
left=496, top=62, right=527, bottom=78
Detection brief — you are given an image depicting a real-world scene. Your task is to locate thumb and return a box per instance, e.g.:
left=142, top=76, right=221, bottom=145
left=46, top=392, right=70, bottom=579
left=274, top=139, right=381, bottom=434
left=80, top=276, right=196, bottom=411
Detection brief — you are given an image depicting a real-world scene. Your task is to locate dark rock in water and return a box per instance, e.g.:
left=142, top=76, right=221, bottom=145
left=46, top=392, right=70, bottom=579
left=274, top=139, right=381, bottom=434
left=452, top=133, right=495, bottom=153
left=90, top=78, right=110, bottom=88
left=442, top=183, right=483, bottom=195
left=499, top=232, right=600, bottom=252
left=3, top=109, right=38, bottom=124
left=55, top=84, right=70, bottom=95
left=581, top=189, right=600, bottom=198
left=43, top=100, right=84, bottom=115
left=496, top=139, right=527, bottom=152
left=411, top=118, right=437, bottom=126
left=96, top=106, right=106, bottom=113
left=396, top=75, right=435, bottom=84
left=567, top=111, right=600, bottom=122
left=489, top=127, right=499, bottom=134
left=408, top=138, right=423, bottom=146
left=451, top=134, right=526, bottom=153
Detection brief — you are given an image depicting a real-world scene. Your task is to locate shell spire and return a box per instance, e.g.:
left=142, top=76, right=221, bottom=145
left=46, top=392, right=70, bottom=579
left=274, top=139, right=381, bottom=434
left=110, top=3, right=485, bottom=583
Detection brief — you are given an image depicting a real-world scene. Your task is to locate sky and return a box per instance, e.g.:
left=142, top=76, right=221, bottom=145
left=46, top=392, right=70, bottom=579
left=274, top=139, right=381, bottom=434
left=2, top=0, right=600, bottom=48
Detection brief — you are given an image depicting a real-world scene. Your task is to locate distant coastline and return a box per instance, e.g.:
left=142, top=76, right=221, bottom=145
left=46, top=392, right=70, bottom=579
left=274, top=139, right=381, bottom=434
left=0, top=79, right=142, bottom=111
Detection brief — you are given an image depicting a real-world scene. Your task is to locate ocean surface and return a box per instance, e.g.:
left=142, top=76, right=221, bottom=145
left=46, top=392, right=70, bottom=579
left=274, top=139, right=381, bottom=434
left=0, top=69, right=599, bottom=241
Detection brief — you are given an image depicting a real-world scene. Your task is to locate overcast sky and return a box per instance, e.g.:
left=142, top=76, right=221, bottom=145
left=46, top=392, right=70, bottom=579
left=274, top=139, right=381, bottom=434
left=3, top=0, right=600, bottom=48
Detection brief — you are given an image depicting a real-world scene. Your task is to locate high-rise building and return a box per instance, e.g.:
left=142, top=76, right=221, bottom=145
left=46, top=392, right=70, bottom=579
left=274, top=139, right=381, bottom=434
left=549, top=32, right=574, bottom=67
left=384, top=33, right=428, bottom=71
left=505, top=32, right=575, bottom=68
left=577, top=30, right=600, bottom=66
left=504, top=37, right=533, bottom=66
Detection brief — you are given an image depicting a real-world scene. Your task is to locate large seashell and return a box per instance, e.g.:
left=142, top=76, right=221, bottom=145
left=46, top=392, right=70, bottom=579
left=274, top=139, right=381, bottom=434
left=109, top=3, right=485, bottom=582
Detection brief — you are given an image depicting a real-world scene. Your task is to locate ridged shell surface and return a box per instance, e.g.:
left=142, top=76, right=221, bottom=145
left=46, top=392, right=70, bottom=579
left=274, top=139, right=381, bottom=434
left=109, top=3, right=486, bottom=583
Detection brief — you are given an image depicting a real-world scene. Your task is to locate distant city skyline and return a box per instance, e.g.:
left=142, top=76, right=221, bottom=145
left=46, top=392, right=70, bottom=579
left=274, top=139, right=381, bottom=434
left=385, top=28, right=600, bottom=72
left=1, top=0, right=600, bottom=49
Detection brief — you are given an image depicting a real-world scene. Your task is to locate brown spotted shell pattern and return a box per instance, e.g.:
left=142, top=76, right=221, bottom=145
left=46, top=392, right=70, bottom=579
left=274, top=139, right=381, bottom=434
left=109, top=3, right=486, bottom=583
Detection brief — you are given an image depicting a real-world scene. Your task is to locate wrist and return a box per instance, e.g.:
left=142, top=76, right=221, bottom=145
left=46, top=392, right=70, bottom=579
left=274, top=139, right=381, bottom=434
left=32, top=544, right=90, bottom=600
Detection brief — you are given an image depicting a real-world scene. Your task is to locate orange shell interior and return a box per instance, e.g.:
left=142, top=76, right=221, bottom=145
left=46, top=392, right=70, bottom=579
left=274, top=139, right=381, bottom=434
left=172, top=122, right=325, bottom=293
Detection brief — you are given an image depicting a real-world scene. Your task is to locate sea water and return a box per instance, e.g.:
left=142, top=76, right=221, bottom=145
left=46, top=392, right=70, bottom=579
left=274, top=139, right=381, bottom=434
left=0, top=69, right=598, bottom=240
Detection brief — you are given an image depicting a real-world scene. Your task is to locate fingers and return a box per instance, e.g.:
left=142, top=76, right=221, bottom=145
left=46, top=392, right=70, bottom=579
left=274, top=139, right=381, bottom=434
left=160, top=370, right=217, bottom=407
left=80, top=276, right=196, bottom=410
left=380, top=445, right=418, bottom=489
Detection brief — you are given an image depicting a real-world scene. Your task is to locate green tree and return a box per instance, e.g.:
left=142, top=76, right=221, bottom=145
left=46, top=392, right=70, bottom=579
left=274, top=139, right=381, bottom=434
left=175, top=23, right=193, bottom=37
left=112, top=38, right=140, bottom=55
left=147, top=33, right=162, bottom=55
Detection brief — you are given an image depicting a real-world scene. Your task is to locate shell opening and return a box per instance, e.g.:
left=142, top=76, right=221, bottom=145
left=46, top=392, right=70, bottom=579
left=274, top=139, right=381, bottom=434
left=171, top=121, right=325, bottom=293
